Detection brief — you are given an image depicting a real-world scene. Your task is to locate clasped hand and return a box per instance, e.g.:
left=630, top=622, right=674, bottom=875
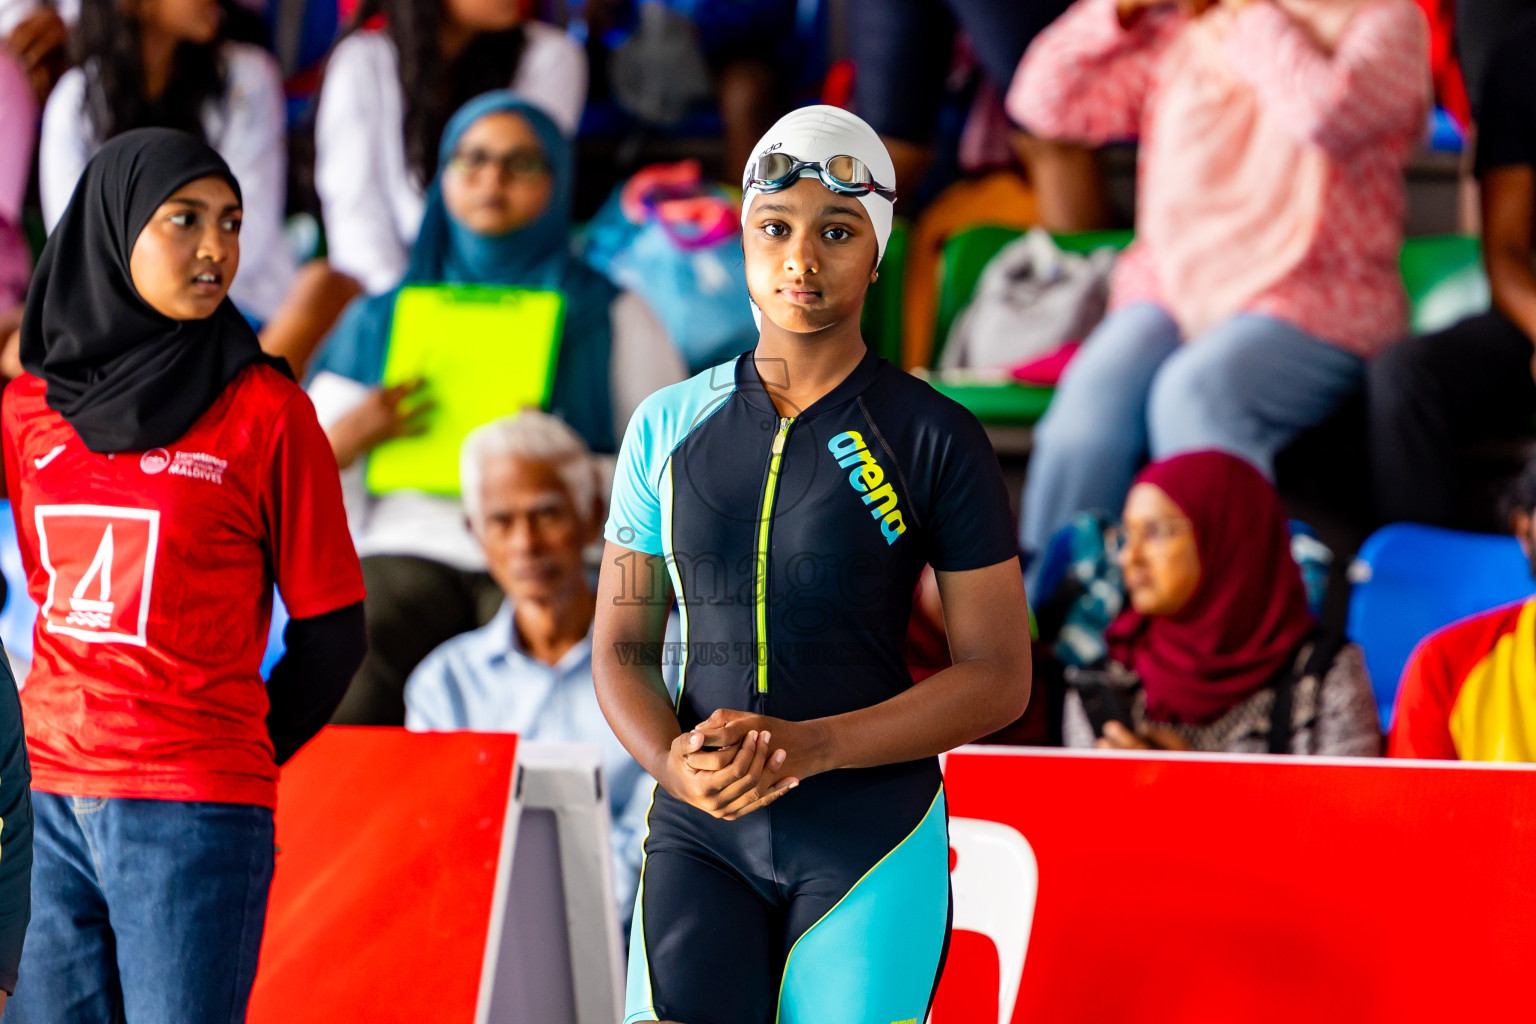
left=1095, top=720, right=1191, bottom=751
left=661, top=709, right=828, bottom=821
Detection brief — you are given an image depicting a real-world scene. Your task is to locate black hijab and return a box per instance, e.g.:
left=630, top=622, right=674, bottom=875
left=19, top=127, right=290, bottom=454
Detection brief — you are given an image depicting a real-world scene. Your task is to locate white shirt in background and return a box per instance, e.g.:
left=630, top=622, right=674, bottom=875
left=314, top=23, right=588, bottom=296
left=0, top=0, right=77, bottom=38
left=39, top=41, right=298, bottom=323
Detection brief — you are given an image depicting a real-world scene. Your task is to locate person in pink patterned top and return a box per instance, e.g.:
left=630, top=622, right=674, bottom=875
left=0, top=47, right=33, bottom=331
left=1006, top=0, right=1429, bottom=592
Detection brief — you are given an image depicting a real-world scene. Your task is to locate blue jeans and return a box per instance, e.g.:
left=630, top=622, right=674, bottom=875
left=6, top=794, right=275, bottom=1023
left=1020, top=302, right=1365, bottom=595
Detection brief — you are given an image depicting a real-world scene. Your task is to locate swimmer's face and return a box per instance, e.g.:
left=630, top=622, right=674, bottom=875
left=129, top=174, right=241, bottom=321
left=443, top=111, right=554, bottom=237
left=743, top=177, right=879, bottom=335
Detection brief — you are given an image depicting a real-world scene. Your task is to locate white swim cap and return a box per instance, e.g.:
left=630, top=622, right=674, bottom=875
left=740, top=104, right=896, bottom=265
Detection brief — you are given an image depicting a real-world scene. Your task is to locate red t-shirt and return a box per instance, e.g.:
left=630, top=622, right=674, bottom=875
left=1, top=366, right=366, bottom=808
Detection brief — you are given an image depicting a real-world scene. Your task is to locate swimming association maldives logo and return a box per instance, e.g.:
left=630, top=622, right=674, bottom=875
left=139, top=448, right=171, bottom=474
left=139, top=448, right=226, bottom=484
left=168, top=451, right=227, bottom=485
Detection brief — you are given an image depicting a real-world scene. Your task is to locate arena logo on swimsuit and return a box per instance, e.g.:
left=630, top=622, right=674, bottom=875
left=827, top=430, right=906, bottom=545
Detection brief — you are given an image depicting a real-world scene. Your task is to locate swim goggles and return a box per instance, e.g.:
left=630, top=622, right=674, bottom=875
left=746, top=152, right=896, bottom=202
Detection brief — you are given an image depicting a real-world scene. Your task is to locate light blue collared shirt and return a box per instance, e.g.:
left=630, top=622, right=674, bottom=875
left=404, top=601, right=679, bottom=918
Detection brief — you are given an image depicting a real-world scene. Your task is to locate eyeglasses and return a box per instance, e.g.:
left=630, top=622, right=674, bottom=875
left=746, top=152, right=896, bottom=202
left=1110, top=518, right=1192, bottom=551
left=447, top=147, right=550, bottom=181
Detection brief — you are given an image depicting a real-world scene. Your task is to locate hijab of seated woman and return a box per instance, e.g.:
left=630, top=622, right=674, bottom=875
left=1107, top=450, right=1316, bottom=726
left=311, top=91, right=620, bottom=452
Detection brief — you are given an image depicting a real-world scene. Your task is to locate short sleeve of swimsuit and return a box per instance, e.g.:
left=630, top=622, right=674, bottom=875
left=921, top=401, right=1020, bottom=573
left=605, top=364, right=738, bottom=557
left=605, top=393, right=667, bottom=556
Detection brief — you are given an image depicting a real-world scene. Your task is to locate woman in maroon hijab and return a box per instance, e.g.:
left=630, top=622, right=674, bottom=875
left=1063, top=451, right=1380, bottom=755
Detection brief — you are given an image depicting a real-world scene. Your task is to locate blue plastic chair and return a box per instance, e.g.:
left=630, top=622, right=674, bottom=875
left=1347, top=524, right=1534, bottom=729
left=0, top=503, right=36, bottom=664
left=262, top=592, right=290, bottom=681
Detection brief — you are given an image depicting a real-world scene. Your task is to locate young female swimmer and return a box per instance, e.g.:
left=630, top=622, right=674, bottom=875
left=595, top=105, right=1032, bottom=1024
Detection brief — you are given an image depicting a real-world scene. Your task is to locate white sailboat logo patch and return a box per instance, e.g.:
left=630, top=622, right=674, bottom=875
left=35, top=505, right=159, bottom=646
left=65, top=525, right=116, bottom=630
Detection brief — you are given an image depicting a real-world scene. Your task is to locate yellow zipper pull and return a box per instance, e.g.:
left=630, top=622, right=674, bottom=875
left=772, top=417, right=792, bottom=454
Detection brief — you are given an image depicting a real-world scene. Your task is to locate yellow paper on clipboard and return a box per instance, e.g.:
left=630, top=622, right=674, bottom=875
left=365, top=284, right=565, bottom=497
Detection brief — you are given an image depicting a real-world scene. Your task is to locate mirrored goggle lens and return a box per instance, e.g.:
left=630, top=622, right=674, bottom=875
left=752, top=152, right=797, bottom=184
left=824, top=155, right=873, bottom=187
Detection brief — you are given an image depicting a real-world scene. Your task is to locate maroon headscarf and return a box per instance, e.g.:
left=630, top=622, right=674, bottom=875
left=1106, top=451, right=1315, bottom=724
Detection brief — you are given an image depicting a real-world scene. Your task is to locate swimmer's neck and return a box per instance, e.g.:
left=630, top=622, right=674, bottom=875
left=753, top=317, right=868, bottom=420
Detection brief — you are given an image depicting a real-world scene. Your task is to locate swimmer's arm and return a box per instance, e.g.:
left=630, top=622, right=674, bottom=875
left=694, top=559, right=1032, bottom=778
left=828, top=558, right=1032, bottom=767
left=593, top=542, right=684, bottom=782
left=594, top=542, right=795, bottom=819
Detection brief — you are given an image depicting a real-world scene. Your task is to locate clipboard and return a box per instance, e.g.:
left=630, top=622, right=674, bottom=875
left=365, top=284, right=566, bottom=497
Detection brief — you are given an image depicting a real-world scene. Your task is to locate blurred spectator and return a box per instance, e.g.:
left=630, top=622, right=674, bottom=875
left=315, top=0, right=587, bottom=294
left=1065, top=452, right=1380, bottom=755
left=309, top=92, right=683, bottom=725
left=687, top=0, right=798, bottom=179
left=1369, top=15, right=1536, bottom=529
left=2, top=0, right=67, bottom=104
left=1388, top=460, right=1536, bottom=761
left=0, top=47, right=34, bottom=338
left=1455, top=0, right=1536, bottom=118
left=591, top=0, right=801, bottom=177
left=39, top=0, right=297, bottom=323
left=1012, top=0, right=1429, bottom=584
left=406, top=411, right=677, bottom=919
left=850, top=0, right=1105, bottom=228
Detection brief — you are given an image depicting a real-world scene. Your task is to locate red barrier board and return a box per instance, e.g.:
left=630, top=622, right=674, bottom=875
left=934, top=748, right=1536, bottom=1024
left=247, top=727, right=518, bottom=1024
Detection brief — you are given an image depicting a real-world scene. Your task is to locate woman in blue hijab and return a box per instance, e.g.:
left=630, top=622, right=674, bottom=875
left=308, top=90, right=684, bottom=725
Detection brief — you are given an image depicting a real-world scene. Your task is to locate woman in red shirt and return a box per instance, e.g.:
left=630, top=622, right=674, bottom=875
left=3, top=128, right=366, bottom=1022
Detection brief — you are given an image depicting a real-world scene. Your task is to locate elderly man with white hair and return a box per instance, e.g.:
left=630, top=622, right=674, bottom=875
left=405, top=410, right=677, bottom=919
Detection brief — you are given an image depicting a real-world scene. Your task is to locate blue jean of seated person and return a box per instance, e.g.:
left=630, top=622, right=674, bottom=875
left=7, top=794, right=274, bottom=1024
left=1019, top=301, right=1365, bottom=598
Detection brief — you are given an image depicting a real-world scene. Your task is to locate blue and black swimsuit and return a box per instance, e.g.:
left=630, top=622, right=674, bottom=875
left=605, top=347, right=1017, bottom=1024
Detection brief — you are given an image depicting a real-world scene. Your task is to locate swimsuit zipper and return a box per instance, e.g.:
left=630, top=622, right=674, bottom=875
left=754, top=417, right=793, bottom=695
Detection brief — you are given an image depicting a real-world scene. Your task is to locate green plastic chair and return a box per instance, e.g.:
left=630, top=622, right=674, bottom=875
left=932, top=227, right=1134, bottom=352
left=1398, top=234, right=1487, bottom=334
left=928, top=230, right=1491, bottom=427
left=861, top=218, right=909, bottom=365
left=927, top=227, right=1132, bottom=426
